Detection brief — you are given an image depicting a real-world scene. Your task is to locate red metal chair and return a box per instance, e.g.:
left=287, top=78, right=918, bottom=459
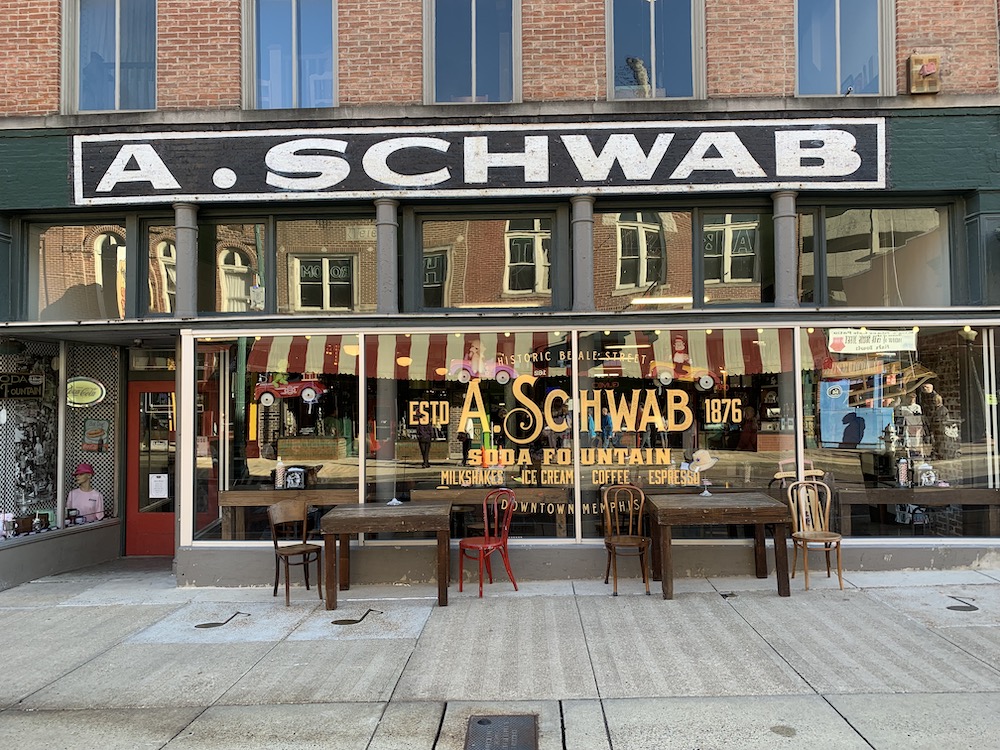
left=459, top=488, right=518, bottom=597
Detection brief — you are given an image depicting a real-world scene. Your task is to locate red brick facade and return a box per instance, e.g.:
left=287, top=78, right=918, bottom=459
left=0, top=1, right=997, bottom=118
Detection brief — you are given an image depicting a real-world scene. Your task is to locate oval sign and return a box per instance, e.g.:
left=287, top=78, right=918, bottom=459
left=67, top=377, right=107, bottom=407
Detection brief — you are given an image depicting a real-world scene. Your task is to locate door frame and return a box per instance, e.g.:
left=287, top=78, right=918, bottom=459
left=125, top=380, right=176, bottom=556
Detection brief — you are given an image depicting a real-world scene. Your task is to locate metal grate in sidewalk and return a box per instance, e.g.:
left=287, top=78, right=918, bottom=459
left=464, top=715, right=538, bottom=750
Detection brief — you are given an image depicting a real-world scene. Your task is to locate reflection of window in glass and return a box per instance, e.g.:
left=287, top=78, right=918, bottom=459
left=703, top=213, right=759, bottom=283
left=431, top=0, right=515, bottom=103
left=797, top=0, right=881, bottom=95
left=94, top=232, right=127, bottom=319
left=617, top=212, right=664, bottom=289
left=76, top=0, right=156, bottom=111
left=254, top=0, right=335, bottom=108
left=423, top=251, right=449, bottom=307
left=150, top=240, right=176, bottom=314
left=219, top=249, right=253, bottom=312
left=823, top=207, right=950, bottom=307
left=291, top=255, right=355, bottom=310
left=505, top=219, right=551, bottom=294
left=611, top=0, right=695, bottom=99
left=198, top=224, right=265, bottom=314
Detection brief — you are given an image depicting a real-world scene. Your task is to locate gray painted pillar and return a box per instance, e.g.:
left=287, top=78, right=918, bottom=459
left=772, top=190, right=798, bottom=308
left=375, top=198, right=400, bottom=314
left=571, top=195, right=595, bottom=312
left=173, top=202, right=198, bottom=318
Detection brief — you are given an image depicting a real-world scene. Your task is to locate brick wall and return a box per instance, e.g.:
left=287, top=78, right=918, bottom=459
left=0, top=0, right=61, bottom=116
left=157, top=0, right=242, bottom=110
left=339, top=0, right=423, bottom=104
left=706, top=0, right=795, bottom=97
left=521, top=0, right=605, bottom=101
left=896, top=0, right=999, bottom=95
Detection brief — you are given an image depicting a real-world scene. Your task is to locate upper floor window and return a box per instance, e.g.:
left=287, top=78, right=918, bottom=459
left=253, top=0, right=336, bottom=109
left=701, top=211, right=774, bottom=305
left=290, top=255, right=355, bottom=310
left=429, top=0, right=517, bottom=103
left=797, top=0, right=884, bottom=95
left=610, top=0, right=699, bottom=99
left=617, top=212, right=664, bottom=290
left=76, top=0, right=156, bottom=111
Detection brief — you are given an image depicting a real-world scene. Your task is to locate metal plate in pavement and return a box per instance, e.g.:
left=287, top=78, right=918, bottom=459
left=464, top=715, right=538, bottom=750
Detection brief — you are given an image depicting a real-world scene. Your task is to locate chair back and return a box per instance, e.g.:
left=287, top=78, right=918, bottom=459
left=482, top=488, right=516, bottom=543
left=786, top=479, right=833, bottom=534
left=267, top=499, right=310, bottom=548
left=601, top=484, right=646, bottom=540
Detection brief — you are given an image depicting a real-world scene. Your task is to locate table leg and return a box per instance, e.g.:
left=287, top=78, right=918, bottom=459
left=338, top=533, right=350, bottom=591
left=753, top=524, right=767, bottom=578
left=661, top=524, right=673, bottom=600
left=324, top=534, right=337, bottom=610
left=650, top=516, right=662, bottom=581
left=773, top=522, right=790, bottom=597
left=437, top=530, right=449, bottom=606
left=221, top=507, right=234, bottom=541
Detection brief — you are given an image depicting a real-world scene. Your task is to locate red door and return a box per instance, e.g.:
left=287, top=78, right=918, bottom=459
left=126, top=381, right=176, bottom=556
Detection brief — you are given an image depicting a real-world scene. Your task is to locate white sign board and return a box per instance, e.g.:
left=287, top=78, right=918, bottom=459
left=827, top=328, right=917, bottom=354
left=149, top=473, right=169, bottom=499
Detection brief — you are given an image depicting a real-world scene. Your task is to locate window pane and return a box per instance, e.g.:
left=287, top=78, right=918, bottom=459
left=475, top=0, right=513, bottom=102
left=79, top=0, right=117, bottom=110
left=278, top=218, right=377, bottom=314
left=613, top=0, right=651, bottom=99
left=30, top=223, right=127, bottom=321
left=119, top=0, right=156, bottom=110
left=299, top=259, right=324, bottom=307
left=653, top=0, right=693, bottom=97
left=147, top=226, right=176, bottom=314
left=840, top=0, right=879, bottom=94
left=421, top=218, right=553, bottom=308
left=423, top=253, right=448, bottom=307
left=197, top=224, right=267, bottom=314
left=297, top=0, right=334, bottom=107
left=257, top=0, right=294, bottom=109
left=824, top=208, right=951, bottom=307
left=435, top=0, right=473, bottom=102
left=613, top=0, right=693, bottom=99
left=701, top=212, right=773, bottom=305
left=797, top=0, right=837, bottom=94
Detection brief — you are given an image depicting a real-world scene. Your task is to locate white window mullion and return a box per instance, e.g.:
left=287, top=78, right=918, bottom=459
left=114, top=0, right=122, bottom=109
left=648, top=0, right=656, bottom=96
left=291, top=0, right=300, bottom=107
left=470, top=0, right=477, bottom=100
left=834, top=0, right=842, bottom=93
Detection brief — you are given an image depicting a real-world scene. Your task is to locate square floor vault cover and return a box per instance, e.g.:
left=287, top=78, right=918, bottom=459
left=465, top=714, right=538, bottom=750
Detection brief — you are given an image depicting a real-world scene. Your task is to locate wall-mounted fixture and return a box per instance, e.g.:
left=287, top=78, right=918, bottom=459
left=908, top=54, right=941, bottom=94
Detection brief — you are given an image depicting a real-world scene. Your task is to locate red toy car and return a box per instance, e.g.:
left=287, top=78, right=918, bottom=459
left=649, top=361, right=720, bottom=391
left=449, top=359, right=518, bottom=385
left=253, top=378, right=327, bottom=406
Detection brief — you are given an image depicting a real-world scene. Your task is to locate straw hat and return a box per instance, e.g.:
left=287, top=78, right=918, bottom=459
left=688, top=450, right=718, bottom=473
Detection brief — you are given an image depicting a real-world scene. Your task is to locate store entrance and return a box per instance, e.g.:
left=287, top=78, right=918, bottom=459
left=125, top=381, right=176, bottom=556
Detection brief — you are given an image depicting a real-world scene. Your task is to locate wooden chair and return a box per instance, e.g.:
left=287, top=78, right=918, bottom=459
left=267, top=499, right=323, bottom=606
left=459, top=488, right=518, bottom=598
left=786, top=479, right=843, bottom=590
left=601, top=484, right=651, bottom=596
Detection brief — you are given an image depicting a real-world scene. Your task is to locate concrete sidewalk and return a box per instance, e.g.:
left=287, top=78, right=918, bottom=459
left=1, top=560, right=999, bottom=749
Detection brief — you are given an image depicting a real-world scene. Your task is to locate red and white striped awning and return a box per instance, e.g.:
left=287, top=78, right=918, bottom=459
left=246, top=329, right=830, bottom=381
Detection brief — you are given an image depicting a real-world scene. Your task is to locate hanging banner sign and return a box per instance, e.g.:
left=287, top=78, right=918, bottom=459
left=73, top=117, right=885, bottom=205
left=0, top=372, right=44, bottom=399
left=827, top=328, right=918, bottom=354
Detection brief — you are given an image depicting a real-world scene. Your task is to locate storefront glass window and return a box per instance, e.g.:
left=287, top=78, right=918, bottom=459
left=197, top=223, right=267, bottom=314
left=823, top=207, right=951, bottom=307
left=277, top=218, right=377, bottom=313
left=701, top=211, right=774, bottom=305
left=194, top=334, right=361, bottom=541
left=803, top=326, right=996, bottom=537
left=594, top=210, right=693, bottom=311
left=421, top=217, right=553, bottom=309
left=29, top=223, right=127, bottom=321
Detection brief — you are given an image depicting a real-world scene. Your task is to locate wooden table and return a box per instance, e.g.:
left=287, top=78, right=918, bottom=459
left=218, top=489, right=355, bottom=540
left=320, top=501, right=453, bottom=610
left=646, top=491, right=792, bottom=600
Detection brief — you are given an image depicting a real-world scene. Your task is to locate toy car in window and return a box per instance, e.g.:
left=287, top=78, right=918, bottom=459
left=449, top=359, right=518, bottom=385
left=253, top=378, right=327, bottom=406
left=649, top=361, right=720, bottom=391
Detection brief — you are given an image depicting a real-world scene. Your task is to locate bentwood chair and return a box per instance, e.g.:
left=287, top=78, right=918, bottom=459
left=601, top=484, right=651, bottom=596
left=267, top=499, right=323, bottom=606
left=459, top=488, right=518, bottom=598
left=786, top=479, right=844, bottom=590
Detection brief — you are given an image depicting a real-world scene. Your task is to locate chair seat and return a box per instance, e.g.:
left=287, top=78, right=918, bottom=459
left=276, top=542, right=322, bottom=557
left=460, top=536, right=500, bottom=550
left=793, top=530, right=841, bottom=543
left=606, top=535, right=650, bottom=549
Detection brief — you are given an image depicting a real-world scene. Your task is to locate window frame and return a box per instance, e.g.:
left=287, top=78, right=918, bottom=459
left=423, top=0, right=522, bottom=105
left=701, top=212, right=763, bottom=286
left=504, top=219, right=551, bottom=296
left=243, top=0, right=339, bottom=110
left=63, top=0, right=158, bottom=113
left=606, top=0, right=706, bottom=101
left=615, top=212, right=666, bottom=292
left=794, top=0, right=896, bottom=97
left=287, top=252, right=358, bottom=312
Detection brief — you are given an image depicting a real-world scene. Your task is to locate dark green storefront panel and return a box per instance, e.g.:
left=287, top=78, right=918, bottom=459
left=0, top=132, right=72, bottom=210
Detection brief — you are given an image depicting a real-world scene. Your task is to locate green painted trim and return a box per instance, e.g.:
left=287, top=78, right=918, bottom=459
left=888, top=112, right=1000, bottom=192
left=0, top=132, right=71, bottom=210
